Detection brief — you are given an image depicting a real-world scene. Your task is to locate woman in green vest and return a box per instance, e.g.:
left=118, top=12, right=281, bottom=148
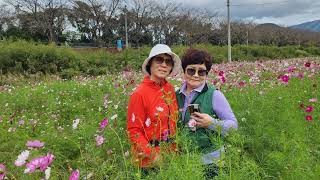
left=176, top=48, right=238, bottom=179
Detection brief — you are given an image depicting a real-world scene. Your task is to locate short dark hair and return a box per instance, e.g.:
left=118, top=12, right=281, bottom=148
left=181, top=49, right=213, bottom=73
left=146, top=53, right=174, bottom=75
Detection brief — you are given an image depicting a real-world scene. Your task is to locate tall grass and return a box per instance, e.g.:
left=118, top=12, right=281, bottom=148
left=0, top=58, right=319, bottom=179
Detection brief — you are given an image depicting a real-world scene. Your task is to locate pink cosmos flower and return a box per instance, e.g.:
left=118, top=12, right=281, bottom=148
left=0, top=164, right=6, bottom=180
left=279, top=75, right=289, bottom=83
left=69, top=169, right=80, bottom=180
left=24, top=153, right=54, bottom=173
left=95, top=135, right=104, bottom=146
left=218, top=71, right=224, bottom=76
left=305, top=106, right=313, bottom=113
left=286, top=66, right=295, bottom=72
left=26, top=140, right=45, bottom=149
left=100, top=118, right=108, bottom=130
left=19, top=119, right=25, bottom=126
left=297, top=73, right=304, bottom=79
left=309, top=98, right=317, bottom=103
left=188, top=119, right=197, bottom=131
left=305, top=115, right=313, bottom=121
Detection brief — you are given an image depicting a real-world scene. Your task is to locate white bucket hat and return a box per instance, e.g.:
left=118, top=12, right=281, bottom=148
left=142, top=44, right=181, bottom=76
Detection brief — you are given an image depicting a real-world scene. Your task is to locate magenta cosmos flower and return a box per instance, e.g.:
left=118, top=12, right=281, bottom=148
left=24, top=153, right=54, bottom=173
left=26, top=140, right=44, bottom=149
left=100, top=118, right=108, bottom=130
left=279, top=75, right=289, bottom=83
left=305, top=106, right=314, bottom=113
left=305, top=115, right=313, bottom=121
left=69, top=169, right=80, bottom=180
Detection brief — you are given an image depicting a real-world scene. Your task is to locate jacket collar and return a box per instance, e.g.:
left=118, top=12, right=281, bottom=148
left=142, top=75, right=168, bottom=88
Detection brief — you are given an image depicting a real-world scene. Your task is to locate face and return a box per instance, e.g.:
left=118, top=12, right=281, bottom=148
left=184, top=64, right=207, bottom=89
left=149, top=54, right=174, bottom=82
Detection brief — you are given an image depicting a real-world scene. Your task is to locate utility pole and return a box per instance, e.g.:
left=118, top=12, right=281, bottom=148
left=125, top=5, right=129, bottom=48
left=227, top=0, right=231, bottom=63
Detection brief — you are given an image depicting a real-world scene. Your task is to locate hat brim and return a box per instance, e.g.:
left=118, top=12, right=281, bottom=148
left=142, top=52, right=181, bottom=77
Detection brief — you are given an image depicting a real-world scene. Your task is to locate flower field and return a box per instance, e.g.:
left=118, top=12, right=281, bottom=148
left=0, top=57, right=319, bottom=179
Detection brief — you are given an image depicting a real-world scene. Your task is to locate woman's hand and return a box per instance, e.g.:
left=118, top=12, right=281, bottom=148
left=190, top=112, right=214, bottom=128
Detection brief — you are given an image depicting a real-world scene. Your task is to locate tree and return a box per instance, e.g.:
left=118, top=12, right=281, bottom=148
left=6, top=0, right=66, bottom=42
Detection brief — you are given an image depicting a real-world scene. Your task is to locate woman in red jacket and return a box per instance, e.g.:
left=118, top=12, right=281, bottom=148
left=127, top=44, right=181, bottom=168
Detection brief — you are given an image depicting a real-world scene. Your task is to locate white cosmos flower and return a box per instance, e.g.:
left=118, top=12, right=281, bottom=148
left=145, top=118, right=151, bottom=127
left=72, top=118, right=80, bottom=129
left=156, top=106, right=164, bottom=112
left=45, top=167, right=51, bottom=179
left=132, top=113, right=135, bottom=122
left=15, top=150, right=30, bottom=166
left=111, top=114, right=118, bottom=120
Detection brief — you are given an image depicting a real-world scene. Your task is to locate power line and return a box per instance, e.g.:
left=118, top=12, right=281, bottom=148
left=231, top=0, right=289, bottom=6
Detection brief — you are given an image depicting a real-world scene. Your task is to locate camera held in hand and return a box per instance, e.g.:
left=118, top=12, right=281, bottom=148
left=188, top=104, right=200, bottom=114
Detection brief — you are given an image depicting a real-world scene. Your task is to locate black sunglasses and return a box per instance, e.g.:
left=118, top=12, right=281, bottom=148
left=153, top=56, right=174, bottom=66
left=186, top=68, right=208, bottom=76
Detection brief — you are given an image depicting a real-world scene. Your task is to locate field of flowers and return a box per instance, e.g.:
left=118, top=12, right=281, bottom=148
left=0, top=57, right=319, bottom=179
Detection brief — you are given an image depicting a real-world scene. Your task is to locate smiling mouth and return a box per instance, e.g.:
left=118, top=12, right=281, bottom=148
left=159, top=70, right=167, bottom=73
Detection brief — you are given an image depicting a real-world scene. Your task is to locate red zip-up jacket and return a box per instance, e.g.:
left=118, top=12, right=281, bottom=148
left=127, top=76, right=178, bottom=167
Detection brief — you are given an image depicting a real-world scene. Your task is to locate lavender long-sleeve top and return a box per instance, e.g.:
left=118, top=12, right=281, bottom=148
left=178, top=81, right=238, bottom=164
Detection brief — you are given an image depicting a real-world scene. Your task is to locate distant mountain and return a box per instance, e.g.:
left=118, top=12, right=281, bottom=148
left=289, top=20, right=320, bottom=32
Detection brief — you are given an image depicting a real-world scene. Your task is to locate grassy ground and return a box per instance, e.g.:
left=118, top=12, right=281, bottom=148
left=0, top=57, right=319, bottom=179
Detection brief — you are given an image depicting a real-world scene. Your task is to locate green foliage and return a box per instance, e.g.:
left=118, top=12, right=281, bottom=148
left=1, top=40, right=320, bottom=79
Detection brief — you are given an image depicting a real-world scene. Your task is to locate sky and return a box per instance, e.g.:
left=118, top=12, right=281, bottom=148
left=175, top=0, right=320, bottom=26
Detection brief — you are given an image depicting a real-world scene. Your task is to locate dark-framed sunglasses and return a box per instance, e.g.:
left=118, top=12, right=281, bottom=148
left=186, top=68, right=208, bottom=76
left=153, top=56, right=174, bottom=66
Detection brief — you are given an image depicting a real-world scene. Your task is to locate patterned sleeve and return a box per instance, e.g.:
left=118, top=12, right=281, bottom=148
left=127, top=92, right=158, bottom=157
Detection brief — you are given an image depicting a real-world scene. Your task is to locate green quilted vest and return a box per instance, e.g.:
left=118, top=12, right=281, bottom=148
left=176, top=83, right=222, bottom=153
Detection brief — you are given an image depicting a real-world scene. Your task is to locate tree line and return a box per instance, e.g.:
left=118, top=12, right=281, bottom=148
left=1, top=0, right=320, bottom=47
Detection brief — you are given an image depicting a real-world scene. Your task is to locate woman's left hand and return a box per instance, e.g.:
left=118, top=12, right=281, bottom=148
left=190, top=112, right=214, bottom=128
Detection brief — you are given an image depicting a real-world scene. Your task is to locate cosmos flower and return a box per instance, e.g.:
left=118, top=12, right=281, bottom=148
left=24, top=153, right=54, bottom=173
left=162, top=130, right=170, bottom=141
left=15, top=150, right=30, bottom=166
left=279, top=75, right=289, bottom=83
left=26, top=140, right=45, bottom=149
left=100, top=118, right=108, bottom=130
left=0, top=164, right=6, bottom=180
left=95, top=135, right=104, bottom=146
left=110, top=114, right=118, bottom=120
left=188, top=119, right=197, bottom=131
left=305, top=106, right=313, bottom=113
left=309, top=98, right=317, bottom=103
left=304, top=62, right=311, bottom=67
left=69, top=169, right=80, bottom=180
left=72, top=118, right=80, bottom=129
left=305, top=115, right=313, bottom=121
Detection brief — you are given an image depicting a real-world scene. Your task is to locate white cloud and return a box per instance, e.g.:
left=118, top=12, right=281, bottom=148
left=175, top=0, right=320, bottom=26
